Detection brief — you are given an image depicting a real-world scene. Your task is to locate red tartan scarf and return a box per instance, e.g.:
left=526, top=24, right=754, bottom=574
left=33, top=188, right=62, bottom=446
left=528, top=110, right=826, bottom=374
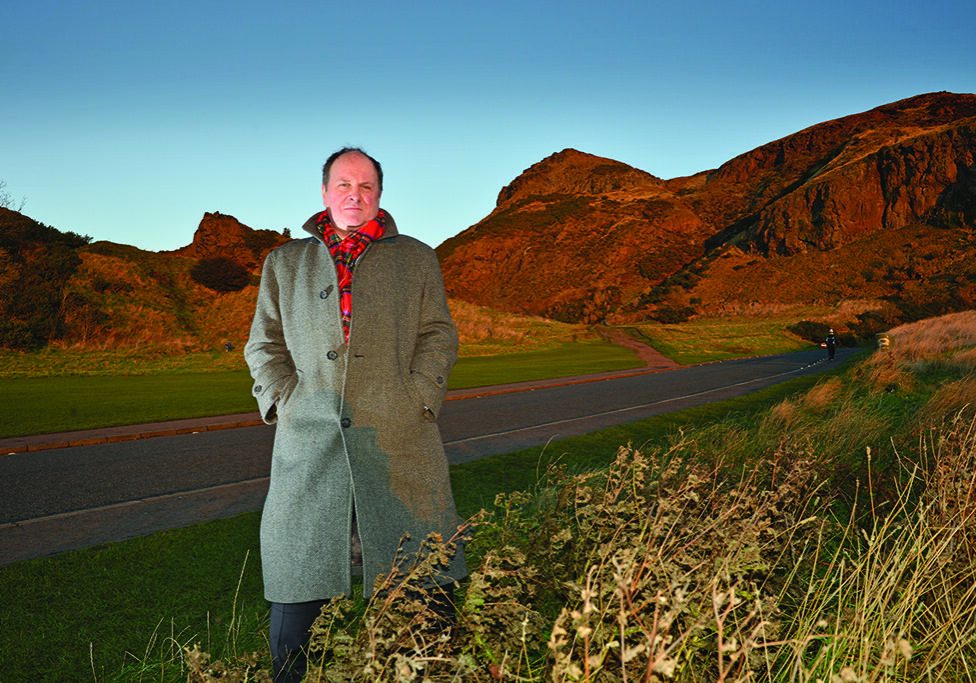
left=314, top=209, right=387, bottom=344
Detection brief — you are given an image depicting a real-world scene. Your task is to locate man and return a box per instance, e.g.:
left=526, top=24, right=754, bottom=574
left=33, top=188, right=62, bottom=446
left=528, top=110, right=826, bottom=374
left=244, top=147, right=466, bottom=682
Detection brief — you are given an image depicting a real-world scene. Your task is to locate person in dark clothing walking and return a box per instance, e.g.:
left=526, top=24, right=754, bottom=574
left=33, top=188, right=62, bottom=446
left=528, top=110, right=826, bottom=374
left=825, top=329, right=837, bottom=360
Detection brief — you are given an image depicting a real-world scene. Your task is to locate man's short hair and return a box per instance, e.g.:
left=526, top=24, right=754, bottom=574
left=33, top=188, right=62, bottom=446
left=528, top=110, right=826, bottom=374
left=322, top=147, right=383, bottom=192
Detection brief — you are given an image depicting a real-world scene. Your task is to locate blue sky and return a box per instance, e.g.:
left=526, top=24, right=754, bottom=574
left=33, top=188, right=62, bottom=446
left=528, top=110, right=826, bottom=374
left=2, top=0, right=973, bottom=252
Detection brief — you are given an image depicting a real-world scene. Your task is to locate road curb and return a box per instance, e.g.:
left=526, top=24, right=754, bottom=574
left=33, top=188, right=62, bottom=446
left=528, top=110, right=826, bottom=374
left=2, top=418, right=266, bottom=455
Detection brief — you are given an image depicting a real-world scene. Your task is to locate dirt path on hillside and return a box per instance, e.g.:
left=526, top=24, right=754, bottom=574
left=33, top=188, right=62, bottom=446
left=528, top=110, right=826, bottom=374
left=601, top=327, right=681, bottom=369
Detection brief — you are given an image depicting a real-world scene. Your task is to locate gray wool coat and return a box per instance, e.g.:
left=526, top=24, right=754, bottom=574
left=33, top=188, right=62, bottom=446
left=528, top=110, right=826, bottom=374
left=244, top=211, right=466, bottom=603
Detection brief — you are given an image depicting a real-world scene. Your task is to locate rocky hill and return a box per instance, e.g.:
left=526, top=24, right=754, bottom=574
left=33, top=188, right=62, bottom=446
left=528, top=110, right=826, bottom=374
left=3, top=92, right=974, bottom=352
left=173, top=211, right=290, bottom=269
left=437, top=92, right=976, bottom=327
left=0, top=208, right=288, bottom=350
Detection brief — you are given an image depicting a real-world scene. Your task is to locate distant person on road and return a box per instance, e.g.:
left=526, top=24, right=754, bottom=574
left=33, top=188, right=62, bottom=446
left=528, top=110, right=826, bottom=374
left=244, top=147, right=465, bottom=682
left=825, top=329, right=837, bottom=360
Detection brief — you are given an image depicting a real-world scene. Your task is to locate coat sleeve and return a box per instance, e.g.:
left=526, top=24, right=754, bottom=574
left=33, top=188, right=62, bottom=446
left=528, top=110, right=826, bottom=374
left=408, top=249, right=459, bottom=420
left=244, top=250, right=298, bottom=424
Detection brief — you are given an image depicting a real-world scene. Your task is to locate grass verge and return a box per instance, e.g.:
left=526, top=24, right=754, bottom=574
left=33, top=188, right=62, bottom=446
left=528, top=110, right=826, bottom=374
left=0, top=372, right=257, bottom=438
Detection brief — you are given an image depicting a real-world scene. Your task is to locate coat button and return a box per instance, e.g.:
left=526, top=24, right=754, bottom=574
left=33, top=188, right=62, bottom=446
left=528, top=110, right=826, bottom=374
left=436, top=376, right=444, bottom=385
left=327, top=350, right=338, bottom=360
left=254, top=385, right=263, bottom=393
left=340, top=417, right=351, bottom=428
left=320, top=286, right=333, bottom=299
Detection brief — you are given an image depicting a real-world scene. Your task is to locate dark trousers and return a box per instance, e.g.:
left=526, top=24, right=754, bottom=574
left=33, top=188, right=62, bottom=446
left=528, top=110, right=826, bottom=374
left=270, top=600, right=327, bottom=683
left=269, top=585, right=457, bottom=681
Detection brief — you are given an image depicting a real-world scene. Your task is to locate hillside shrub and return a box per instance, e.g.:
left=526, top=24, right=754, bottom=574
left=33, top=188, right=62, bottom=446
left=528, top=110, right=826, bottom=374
left=787, top=319, right=831, bottom=344
left=61, top=289, right=112, bottom=343
left=0, top=211, right=86, bottom=348
left=0, top=207, right=90, bottom=253
left=0, top=318, right=35, bottom=349
left=850, top=309, right=895, bottom=341
left=242, top=229, right=284, bottom=260
left=651, top=305, right=696, bottom=324
left=0, top=242, right=81, bottom=349
left=190, top=256, right=251, bottom=292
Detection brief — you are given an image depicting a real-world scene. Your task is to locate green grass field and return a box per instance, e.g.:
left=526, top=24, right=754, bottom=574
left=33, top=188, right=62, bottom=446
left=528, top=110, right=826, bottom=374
left=0, top=340, right=643, bottom=438
left=625, top=310, right=823, bottom=364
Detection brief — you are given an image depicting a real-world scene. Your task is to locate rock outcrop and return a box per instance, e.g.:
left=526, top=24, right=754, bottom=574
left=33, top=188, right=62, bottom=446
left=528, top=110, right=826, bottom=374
left=176, top=211, right=289, bottom=269
left=738, top=93, right=976, bottom=255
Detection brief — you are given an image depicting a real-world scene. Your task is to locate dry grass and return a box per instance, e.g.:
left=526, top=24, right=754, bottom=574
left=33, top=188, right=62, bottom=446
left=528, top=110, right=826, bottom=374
left=450, top=299, right=596, bottom=357
left=801, top=377, right=843, bottom=411
left=919, top=375, right=976, bottom=427
left=865, top=310, right=976, bottom=394
left=882, top=310, right=976, bottom=365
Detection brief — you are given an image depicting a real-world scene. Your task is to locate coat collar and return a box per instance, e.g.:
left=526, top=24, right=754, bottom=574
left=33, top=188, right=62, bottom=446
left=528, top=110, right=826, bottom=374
left=302, top=210, right=399, bottom=245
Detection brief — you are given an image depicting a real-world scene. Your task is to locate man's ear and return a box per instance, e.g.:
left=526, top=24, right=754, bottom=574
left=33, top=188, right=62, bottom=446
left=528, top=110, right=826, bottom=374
left=321, top=183, right=327, bottom=204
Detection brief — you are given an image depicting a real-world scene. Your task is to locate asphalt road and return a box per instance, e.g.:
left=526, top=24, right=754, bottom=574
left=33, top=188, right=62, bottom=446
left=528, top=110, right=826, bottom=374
left=0, top=347, right=855, bottom=566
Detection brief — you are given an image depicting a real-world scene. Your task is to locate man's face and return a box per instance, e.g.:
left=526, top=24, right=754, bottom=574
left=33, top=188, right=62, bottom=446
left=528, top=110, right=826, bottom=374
left=322, top=152, right=382, bottom=237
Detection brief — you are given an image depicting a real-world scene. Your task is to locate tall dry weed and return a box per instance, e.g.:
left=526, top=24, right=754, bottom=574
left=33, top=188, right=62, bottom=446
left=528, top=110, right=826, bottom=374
left=544, top=442, right=824, bottom=682
left=766, top=399, right=800, bottom=430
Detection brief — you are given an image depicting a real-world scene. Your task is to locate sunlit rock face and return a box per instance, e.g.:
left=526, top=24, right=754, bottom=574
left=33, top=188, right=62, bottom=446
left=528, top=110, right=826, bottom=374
left=437, top=92, right=976, bottom=322
left=177, top=211, right=289, bottom=270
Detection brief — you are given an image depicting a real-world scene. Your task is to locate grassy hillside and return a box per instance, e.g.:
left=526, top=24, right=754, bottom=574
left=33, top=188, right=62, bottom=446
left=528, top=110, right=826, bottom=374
left=33, top=238, right=598, bottom=358
left=64, top=241, right=258, bottom=352
left=2, top=312, right=974, bottom=681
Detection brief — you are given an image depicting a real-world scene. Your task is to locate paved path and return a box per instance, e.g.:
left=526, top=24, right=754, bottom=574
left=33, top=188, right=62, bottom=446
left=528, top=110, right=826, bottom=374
left=598, top=326, right=681, bottom=369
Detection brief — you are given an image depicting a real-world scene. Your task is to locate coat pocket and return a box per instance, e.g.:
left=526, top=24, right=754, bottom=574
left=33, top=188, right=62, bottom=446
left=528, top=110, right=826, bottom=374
left=271, top=370, right=303, bottom=422
left=406, top=371, right=439, bottom=423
